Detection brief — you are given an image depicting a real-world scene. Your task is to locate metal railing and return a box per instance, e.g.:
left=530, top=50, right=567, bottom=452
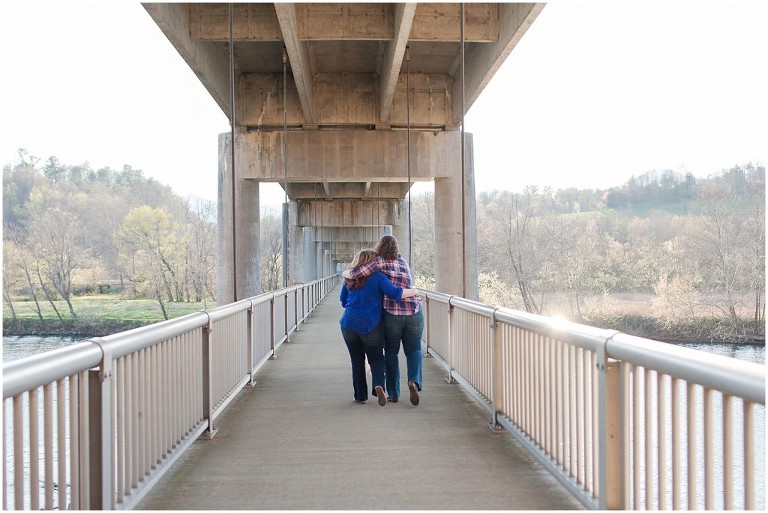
left=2, top=275, right=339, bottom=510
left=420, top=290, right=765, bottom=510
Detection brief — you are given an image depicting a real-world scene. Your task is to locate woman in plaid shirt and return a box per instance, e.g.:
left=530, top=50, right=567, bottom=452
left=342, top=235, right=424, bottom=405
left=340, top=248, right=418, bottom=405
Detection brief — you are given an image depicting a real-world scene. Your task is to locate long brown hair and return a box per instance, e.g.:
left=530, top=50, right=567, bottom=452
left=374, top=235, right=399, bottom=260
left=346, top=248, right=376, bottom=290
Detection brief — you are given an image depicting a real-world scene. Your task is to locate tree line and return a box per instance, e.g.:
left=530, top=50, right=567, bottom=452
left=3, top=149, right=217, bottom=325
left=3, top=149, right=764, bottom=342
left=407, top=164, right=765, bottom=342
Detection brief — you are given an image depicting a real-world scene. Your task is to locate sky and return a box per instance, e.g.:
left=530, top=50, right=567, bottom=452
left=1, top=0, right=766, bottom=204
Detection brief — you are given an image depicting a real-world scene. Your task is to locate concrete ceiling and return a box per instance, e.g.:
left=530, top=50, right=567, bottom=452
left=143, top=2, right=544, bottom=200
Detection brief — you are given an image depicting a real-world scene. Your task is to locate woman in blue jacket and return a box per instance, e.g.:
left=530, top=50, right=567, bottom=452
left=340, top=249, right=418, bottom=406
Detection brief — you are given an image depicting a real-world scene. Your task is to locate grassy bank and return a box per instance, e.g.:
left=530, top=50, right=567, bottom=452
left=3, top=296, right=215, bottom=337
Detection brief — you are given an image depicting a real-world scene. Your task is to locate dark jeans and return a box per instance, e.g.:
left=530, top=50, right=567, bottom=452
left=382, top=309, right=424, bottom=399
left=341, top=323, right=386, bottom=402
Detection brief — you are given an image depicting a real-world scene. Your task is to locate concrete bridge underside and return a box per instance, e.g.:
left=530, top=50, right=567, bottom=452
left=143, top=2, right=545, bottom=301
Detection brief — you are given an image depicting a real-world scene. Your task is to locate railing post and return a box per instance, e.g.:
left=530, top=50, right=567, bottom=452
left=446, top=297, right=457, bottom=384
left=247, top=300, right=256, bottom=387
left=597, top=341, right=624, bottom=509
left=88, top=340, right=113, bottom=510
left=201, top=316, right=218, bottom=436
left=488, top=308, right=503, bottom=431
left=269, top=294, right=277, bottom=359
left=284, top=291, right=289, bottom=341
left=294, top=288, right=300, bottom=331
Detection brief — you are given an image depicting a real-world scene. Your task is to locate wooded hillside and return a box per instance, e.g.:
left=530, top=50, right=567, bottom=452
left=3, top=149, right=764, bottom=341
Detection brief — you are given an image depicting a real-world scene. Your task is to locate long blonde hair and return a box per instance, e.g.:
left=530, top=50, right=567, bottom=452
left=346, top=249, right=376, bottom=289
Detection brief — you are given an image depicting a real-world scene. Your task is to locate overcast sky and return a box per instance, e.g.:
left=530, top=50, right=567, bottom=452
left=1, top=0, right=766, bottom=203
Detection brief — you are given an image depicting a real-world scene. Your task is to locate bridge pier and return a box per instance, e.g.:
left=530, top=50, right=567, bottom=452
left=217, top=129, right=479, bottom=302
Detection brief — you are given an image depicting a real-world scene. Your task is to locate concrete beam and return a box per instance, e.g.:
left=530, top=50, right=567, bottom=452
left=379, top=3, right=416, bottom=123
left=188, top=3, right=498, bottom=43
left=274, top=3, right=315, bottom=124
left=451, top=3, right=544, bottom=124
left=410, top=3, right=499, bottom=42
left=286, top=182, right=411, bottom=200
left=296, top=199, right=400, bottom=228
left=143, top=3, right=232, bottom=117
left=189, top=3, right=282, bottom=41
left=240, top=130, right=461, bottom=182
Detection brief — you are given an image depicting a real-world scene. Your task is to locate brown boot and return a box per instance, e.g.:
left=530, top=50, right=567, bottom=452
left=408, top=381, right=420, bottom=406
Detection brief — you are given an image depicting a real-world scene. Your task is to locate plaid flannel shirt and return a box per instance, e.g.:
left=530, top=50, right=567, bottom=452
left=347, top=256, right=422, bottom=316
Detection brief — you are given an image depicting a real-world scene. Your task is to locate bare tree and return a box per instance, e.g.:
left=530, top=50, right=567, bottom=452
left=488, top=188, right=545, bottom=314
left=260, top=209, right=282, bottom=292
left=28, top=209, right=89, bottom=319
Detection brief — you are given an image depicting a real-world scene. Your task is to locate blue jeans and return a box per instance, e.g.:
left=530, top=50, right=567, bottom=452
left=341, top=323, right=386, bottom=402
left=382, top=310, right=424, bottom=399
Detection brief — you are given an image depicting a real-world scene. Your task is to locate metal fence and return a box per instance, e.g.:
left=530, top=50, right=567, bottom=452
left=2, top=275, right=338, bottom=510
left=421, top=290, right=765, bottom=510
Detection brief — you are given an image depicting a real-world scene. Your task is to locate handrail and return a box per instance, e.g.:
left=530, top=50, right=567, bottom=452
left=2, top=274, right=339, bottom=511
left=419, top=287, right=766, bottom=510
left=608, top=332, right=765, bottom=403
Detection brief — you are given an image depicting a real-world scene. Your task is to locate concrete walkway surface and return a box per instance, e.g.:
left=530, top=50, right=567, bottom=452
left=137, top=290, right=583, bottom=510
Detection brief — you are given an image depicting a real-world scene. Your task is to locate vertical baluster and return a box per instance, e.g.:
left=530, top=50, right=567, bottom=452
left=576, top=347, right=584, bottom=487
left=29, top=389, right=39, bottom=510
left=645, top=368, right=653, bottom=509
left=687, top=382, right=697, bottom=510
left=13, top=395, right=24, bottom=510
left=116, top=357, right=125, bottom=503
left=622, top=363, right=631, bottom=507
left=57, top=378, right=67, bottom=510
left=69, top=373, right=79, bottom=509
left=657, top=373, right=667, bottom=509
left=632, top=366, right=641, bottom=509
left=704, top=388, right=714, bottom=509
left=722, top=395, right=733, bottom=510
left=671, top=377, right=681, bottom=510
left=44, top=383, right=54, bottom=510
left=743, top=401, right=754, bottom=510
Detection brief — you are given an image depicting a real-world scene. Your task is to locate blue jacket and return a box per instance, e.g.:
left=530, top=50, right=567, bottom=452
left=339, top=272, right=403, bottom=334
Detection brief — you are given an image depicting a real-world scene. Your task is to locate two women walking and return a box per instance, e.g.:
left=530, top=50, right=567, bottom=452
left=339, top=235, right=425, bottom=406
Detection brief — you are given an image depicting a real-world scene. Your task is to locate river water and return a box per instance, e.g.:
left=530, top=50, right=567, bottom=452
left=2, top=336, right=765, bottom=509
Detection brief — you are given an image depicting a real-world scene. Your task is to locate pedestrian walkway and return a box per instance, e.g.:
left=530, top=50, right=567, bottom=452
left=137, top=292, right=583, bottom=510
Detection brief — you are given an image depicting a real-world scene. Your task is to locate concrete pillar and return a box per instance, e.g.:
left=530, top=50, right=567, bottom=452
left=392, top=199, right=411, bottom=266
left=316, top=243, right=325, bottom=279
left=433, top=133, right=478, bottom=300
left=217, top=131, right=261, bottom=304
left=303, top=227, right=317, bottom=281
left=288, top=201, right=304, bottom=283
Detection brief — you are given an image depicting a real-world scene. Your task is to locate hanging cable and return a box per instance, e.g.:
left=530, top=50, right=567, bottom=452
left=459, top=2, right=467, bottom=298
left=229, top=3, right=238, bottom=300
left=281, top=46, right=289, bottom=287
left=406, top=45, right=413, bottom=268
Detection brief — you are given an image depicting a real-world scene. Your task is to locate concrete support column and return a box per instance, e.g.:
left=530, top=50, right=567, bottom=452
left=392, top=199, right=411, bottom=267
left=303, top=227, right=317, bottom=281
left=288, top=201, right=304, bottom=284
left=434, top=134, right=478, bottom=300
left=323, top=249, right=332, bottom=277
left=217, top=131, right=261, bottom=304
left=316, top=243, right=325, bottom=279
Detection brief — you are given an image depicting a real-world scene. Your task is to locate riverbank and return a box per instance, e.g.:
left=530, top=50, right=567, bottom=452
left=3, top=296, right=213, bottom=337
